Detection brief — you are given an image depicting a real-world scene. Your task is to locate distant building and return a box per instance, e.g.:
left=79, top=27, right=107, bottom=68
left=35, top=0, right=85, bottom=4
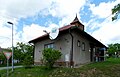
left=29, top=15, right=107, bottom=67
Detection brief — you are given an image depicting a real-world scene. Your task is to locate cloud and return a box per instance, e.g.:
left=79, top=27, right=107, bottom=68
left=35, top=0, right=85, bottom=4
left=89, top=0, right=120, bottom=18
left=86, top=0, right=120, bottom=46
left=91, top=16, right=120, bottom=45
left=1, top=0, right=120, bottom=48
left=21, top=23, right=59, bottom=42
left=42, top=0, right=87, bottom=26
left=89, top=3, right=112, bottom=18
left=0, top=19, right=13, bottom=48
left=48, top=0, right=86, bottom=17
left=0, top=0, right=54, bottom=18
left=0, top=0, right=54, bottom=48
left=22, top=24, right=46, bottom=42
left=19, top=0, right=88, bottom=46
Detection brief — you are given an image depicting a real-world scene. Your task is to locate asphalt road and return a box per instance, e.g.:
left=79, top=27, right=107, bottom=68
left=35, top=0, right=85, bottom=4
left=0, top=66, right=23, bottom=70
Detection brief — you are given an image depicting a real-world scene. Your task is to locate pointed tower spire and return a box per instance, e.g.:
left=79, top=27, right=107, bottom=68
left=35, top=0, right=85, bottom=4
left=73, top=14, right=79, bottom=22
left=70, top=14, right=84, bottom=31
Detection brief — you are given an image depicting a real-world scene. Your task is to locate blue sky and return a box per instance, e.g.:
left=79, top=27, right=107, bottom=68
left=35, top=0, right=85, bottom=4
left=0, top=0, right=120, bottom=48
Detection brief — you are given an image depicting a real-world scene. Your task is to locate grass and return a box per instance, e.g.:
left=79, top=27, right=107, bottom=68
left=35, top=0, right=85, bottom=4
left=0, top=58, right=120, bottom=77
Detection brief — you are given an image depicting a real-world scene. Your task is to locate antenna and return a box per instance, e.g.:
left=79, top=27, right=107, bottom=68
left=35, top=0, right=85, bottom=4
left=49, top=27, right=59, bottom=40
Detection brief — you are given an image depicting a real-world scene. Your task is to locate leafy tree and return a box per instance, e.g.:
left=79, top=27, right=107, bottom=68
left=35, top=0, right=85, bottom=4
left=108, top=44, right=116, bottom=56
left=14, top=47, right=23, bottom=63
left=14, top=42, right=34, bottom=65
left=42, top=48, right=62, bottom=69
left=0, top=52, right=6, bottom=64
left=112, top=3, right=120, bottom=21
left=108, top=43, right=120, bottom=57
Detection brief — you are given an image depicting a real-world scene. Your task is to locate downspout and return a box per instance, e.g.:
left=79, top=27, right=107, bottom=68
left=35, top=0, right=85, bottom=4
left=69, top=28, right=74, bottom=68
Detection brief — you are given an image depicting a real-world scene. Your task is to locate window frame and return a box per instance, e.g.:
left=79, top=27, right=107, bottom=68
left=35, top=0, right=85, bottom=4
left=82, top=42, right=85, bottom=51
left=44, top=43, right=54, bottom=49
left=77, top=40, right=80, bottom=47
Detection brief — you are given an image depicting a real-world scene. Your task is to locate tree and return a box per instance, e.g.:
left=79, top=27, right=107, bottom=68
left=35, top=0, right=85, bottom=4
left=108, top=44, right=116, bottom=56
left=14, top=47, right=23, bottom=63
left=0, top=52, right=5, bottom=64
left=42, top=48, right=62, bottom=69
left=14, top=42, right=34, bottom=65
left=108, top=43, right=120, bottom=57
left=112, top=3, right=120, bottom=21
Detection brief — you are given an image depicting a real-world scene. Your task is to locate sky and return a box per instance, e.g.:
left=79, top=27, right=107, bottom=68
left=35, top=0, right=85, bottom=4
left=0, top=0, right=120, bottom=48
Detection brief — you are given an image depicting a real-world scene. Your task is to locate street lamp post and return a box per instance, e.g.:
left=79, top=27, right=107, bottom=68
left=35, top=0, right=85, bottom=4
left=7, top=22, right=14, bottom=72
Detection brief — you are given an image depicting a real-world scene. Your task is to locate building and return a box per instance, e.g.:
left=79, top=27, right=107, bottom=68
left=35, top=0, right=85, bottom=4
left=29, top=15, right=107, bottom=67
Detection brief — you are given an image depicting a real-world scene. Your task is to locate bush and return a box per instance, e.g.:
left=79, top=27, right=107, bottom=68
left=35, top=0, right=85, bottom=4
left=42, top=48, right=62, bottom=69
left=23, top=54, right=33, bottom=68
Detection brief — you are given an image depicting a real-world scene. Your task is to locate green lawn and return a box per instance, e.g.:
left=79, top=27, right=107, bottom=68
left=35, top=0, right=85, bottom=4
left=0, top=58, right=120, bottom=77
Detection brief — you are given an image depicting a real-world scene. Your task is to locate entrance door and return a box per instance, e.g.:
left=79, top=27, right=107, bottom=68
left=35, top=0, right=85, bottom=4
left=90, top=47, right=93, bottom=62
left=90, top=44, right=94, bottom=62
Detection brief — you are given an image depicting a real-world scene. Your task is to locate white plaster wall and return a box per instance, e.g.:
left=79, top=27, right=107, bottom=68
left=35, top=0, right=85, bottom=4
left=73, top=32, right=90, bottom=65
left=55, top=33, right=71, bottom=61
left=34, top=33, right=71, bottom=64
left=34, top=39, right=51, bottom=63
left=34, top=31, right=91, bottom=65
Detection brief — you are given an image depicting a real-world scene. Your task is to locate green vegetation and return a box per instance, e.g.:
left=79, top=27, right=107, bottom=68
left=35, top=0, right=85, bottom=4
left=23, top=54, right=33, bottom=68
left=14, top=42, right=34, bottom=64
left=112, top=3, right=120, bottom=21
left=42, top=48, right=62, bottom=69
left=107, top=43, right=120, bottom=57
left=0, top=48, right=11, bottom=65
left=0, top=42, right=34, bottom=67
left=0, top=58, right=120, bottom=77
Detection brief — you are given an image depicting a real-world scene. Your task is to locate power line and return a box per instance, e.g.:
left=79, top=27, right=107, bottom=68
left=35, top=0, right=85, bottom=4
left=100, top=14, right=112, bottom=24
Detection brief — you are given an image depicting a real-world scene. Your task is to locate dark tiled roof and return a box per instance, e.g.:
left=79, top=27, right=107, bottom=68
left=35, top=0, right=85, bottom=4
left=29, top=24, right=106, bottom=48
left=59, top=25, right=73, bottom=31
left=29, top=16, right=106, bottom=48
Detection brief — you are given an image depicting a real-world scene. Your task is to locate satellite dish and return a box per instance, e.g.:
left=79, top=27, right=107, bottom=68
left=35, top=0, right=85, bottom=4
left=49, top=27, right=59, bottom=40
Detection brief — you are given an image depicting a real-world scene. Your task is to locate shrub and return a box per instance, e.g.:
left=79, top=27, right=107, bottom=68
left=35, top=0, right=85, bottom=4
left=42, top=48, right=62, bottom=69
left=23, top=54, right=33, bottom=68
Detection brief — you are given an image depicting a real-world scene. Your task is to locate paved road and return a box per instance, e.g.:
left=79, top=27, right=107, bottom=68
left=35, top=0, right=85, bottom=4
left=0, top=66, right=23, bottom=70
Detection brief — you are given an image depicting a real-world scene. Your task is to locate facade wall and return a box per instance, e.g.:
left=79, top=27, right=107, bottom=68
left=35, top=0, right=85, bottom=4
left=34, top=39, right=51, bottom=64
left=34, top=33, right=71, bottom=64
left=73, top=31, right=90, bottom=65
left=55, top=33, right=71, bottom=61
left=34, top=31, right=93, bottom=66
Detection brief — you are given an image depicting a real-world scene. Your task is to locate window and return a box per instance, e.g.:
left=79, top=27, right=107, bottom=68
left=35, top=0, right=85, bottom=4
left=77, top=40, right=80, bottom=47
left=44, top=43, right=54, bottom=49
left=82, top=42, right=85, bottom=51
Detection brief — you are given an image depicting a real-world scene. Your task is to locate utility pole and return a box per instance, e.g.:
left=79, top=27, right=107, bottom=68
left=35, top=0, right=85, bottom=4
left=7, top=22, right=14, bottom=72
